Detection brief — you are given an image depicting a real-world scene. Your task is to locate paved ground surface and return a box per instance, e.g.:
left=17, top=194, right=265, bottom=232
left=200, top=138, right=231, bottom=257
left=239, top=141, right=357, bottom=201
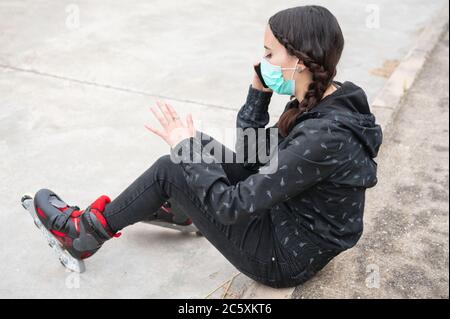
left=293, top=27, right=449, bottom=299
left=0, top=0, right=448, bottom=298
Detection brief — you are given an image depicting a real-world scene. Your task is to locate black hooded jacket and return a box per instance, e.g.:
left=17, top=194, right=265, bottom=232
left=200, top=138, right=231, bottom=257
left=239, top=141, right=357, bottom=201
left=170, top=80, right=383, bottom=256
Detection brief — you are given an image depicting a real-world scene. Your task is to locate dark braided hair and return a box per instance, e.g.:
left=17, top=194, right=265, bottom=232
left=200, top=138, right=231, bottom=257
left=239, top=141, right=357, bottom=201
left=268, top=5, right=345, bottom=137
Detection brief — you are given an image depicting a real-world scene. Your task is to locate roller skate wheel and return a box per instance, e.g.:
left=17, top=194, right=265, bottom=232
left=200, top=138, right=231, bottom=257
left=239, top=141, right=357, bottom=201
left=59, top=256, right=68, bottom=266
left=20, top=194, right=33, bottom=209
left=21, top=194, right=33, bottom=202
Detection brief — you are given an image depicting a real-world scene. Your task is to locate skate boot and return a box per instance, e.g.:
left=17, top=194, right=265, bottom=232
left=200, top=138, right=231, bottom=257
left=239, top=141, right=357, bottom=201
left=143, top=200, right=203, bottom=236
left=33, top=188, right=121, bottom=262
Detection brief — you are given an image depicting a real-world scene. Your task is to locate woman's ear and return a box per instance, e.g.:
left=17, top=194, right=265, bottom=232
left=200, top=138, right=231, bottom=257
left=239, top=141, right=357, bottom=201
left=297, top=61, right=306, bottom=73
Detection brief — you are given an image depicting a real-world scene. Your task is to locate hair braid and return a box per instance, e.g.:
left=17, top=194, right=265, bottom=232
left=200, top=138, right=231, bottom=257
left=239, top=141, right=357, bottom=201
left=269, top=22, right=334, bottom=137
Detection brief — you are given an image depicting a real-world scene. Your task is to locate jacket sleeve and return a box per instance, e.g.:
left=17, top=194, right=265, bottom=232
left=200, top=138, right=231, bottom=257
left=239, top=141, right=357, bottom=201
left=170, top=118, right=347, bottom=225
left=235, top=84, right=276, bottom=171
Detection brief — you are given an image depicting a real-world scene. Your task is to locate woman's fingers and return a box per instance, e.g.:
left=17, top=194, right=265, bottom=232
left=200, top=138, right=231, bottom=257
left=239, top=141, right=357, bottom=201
left=164, top=102, right=183, bottom=124
left=144, top=124, right=165, bottom=139
left=186, top=113, right=195, bottom=136
left=186, top=113, right=193, bottom=129
left=149, top=105, right=169, bottom=128
left=156, top=100, right=175, bottom=125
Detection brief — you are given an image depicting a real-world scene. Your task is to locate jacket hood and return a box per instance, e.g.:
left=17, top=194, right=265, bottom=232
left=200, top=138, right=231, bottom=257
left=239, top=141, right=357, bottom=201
left=288, top=80, right=383, bottom=158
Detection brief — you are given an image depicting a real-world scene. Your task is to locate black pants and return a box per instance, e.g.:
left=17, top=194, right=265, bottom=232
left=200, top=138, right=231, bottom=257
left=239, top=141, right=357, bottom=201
left=103, top=131, right=307, bottom=288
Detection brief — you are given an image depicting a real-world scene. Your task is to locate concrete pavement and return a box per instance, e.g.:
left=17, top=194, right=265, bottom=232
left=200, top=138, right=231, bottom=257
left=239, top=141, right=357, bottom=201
left=0, top=0, right=448, bottom=298
left=293, top=25, right=449, bottom=299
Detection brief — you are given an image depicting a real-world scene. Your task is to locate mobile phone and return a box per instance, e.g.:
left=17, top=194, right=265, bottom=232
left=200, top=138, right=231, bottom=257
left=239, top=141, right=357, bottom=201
left=254, top=63, right=269, bottom=88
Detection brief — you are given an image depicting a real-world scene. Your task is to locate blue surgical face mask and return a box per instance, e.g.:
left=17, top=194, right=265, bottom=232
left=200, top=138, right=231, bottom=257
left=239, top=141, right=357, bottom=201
left=260, top=57, right=302, bottom=96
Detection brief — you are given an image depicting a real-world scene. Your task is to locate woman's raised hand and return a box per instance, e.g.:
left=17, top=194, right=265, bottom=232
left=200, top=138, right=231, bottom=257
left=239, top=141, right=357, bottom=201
left=144, top=100, right=196, bottom=148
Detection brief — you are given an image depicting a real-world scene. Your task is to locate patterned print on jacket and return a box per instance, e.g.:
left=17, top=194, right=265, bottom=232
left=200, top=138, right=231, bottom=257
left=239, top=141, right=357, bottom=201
left=170, top=80, right=383, bottom=265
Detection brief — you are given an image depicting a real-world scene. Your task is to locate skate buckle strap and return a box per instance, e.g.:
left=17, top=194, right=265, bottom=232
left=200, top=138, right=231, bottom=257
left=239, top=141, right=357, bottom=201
left=84, top=204, right=122, bottom=239
left=53, top=207, right=77, bottom=230
left=70, top=208, right=83, bottom=218
left=160, top=205, right=171, bottom=214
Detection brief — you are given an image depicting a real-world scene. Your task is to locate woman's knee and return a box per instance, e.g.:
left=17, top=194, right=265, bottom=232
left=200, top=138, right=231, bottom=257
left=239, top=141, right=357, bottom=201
left=154, top=154, right=173, bottom=167
left=153, top=154, right=186, bottom=181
